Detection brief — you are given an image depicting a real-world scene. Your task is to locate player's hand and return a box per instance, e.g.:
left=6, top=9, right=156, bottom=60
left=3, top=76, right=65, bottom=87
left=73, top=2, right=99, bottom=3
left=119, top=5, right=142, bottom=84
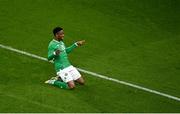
left=76, top=40, right=85, bottom=46
left=55, top=50, right=60, bottom=55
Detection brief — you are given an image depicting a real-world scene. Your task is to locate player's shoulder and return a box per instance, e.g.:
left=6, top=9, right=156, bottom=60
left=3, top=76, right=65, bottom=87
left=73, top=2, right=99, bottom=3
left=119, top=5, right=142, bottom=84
left=48, top=40, right=55, bottom=47
left=48, top=39, right=60, bottom=48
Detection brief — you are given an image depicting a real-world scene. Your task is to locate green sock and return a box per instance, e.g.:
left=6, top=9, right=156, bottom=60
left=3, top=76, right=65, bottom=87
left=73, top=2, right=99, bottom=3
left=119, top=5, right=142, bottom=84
left=53, top=80, right=68, bottom=89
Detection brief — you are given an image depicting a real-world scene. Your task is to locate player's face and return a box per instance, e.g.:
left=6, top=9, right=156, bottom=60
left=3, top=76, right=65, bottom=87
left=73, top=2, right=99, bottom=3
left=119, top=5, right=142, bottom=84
left=55, top=30, right=64, bottom=40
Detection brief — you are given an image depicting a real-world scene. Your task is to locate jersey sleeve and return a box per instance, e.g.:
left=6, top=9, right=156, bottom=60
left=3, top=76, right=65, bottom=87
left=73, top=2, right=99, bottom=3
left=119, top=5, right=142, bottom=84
left=65, top=43, right=78, bottom=54
left=47, top=44, right=56, bottom=61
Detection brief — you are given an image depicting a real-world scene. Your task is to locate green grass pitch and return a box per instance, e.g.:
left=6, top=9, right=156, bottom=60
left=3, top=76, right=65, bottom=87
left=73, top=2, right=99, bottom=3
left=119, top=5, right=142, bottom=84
left=0, top=0, right=180, bottom=112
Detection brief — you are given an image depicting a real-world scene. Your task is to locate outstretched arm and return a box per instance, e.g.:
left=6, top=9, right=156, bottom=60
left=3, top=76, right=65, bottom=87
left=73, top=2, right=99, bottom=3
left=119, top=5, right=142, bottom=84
left=65, top=43, right=78, bottom=54
left=66, top=40, right=85, bottom=54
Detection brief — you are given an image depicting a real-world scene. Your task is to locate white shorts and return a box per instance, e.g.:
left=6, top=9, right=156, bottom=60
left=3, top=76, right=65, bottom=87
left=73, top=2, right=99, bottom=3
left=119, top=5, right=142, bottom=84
left=57, top=66, right=81, bottom=83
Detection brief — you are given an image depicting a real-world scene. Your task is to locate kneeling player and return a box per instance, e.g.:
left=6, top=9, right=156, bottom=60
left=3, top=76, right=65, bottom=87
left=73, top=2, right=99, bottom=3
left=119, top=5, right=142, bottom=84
left=45, top=27, right=85, bottom=89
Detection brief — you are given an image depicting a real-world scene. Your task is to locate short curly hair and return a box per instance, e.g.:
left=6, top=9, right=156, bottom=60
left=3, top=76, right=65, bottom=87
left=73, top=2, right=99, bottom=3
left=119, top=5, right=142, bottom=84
left=53, top=27, right=63, bottom=36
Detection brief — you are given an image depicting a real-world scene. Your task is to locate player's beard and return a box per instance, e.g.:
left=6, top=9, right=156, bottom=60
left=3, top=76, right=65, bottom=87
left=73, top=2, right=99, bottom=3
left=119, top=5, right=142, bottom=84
left=60, top=36, right=64, bottom=40
left=57, top=37, right=64, bottom=41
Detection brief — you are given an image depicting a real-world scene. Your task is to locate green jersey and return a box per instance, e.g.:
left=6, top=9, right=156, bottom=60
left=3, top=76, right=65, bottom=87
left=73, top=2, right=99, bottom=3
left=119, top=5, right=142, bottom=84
left=48, top=39, right=78, bottom=72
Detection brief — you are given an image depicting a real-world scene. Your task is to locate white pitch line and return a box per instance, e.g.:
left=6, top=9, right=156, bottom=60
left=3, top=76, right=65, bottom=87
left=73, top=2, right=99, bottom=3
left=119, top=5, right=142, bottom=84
left=0, top=43, right=180, bottom=102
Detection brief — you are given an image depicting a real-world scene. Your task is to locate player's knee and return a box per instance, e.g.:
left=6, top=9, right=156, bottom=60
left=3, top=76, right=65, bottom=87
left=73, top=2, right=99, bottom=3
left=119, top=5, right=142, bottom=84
left=69, top=85, right=75, bottom=89
left=68, top=82, right=75, bottom=89
left=78, top=78, right=85, bottom=85
left=80, top=80, right=85, bottom=85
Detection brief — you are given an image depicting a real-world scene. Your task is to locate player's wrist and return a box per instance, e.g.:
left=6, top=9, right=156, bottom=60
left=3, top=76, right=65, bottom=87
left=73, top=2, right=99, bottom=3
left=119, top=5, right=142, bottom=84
left=53, top=51, right=56, bottom=55
left=75, top=42, right=78, bottom=47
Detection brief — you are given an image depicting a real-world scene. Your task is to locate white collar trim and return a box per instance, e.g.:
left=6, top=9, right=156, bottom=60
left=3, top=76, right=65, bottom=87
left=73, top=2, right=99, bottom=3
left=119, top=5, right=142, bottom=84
left=53, top=39, right=60, bottom=43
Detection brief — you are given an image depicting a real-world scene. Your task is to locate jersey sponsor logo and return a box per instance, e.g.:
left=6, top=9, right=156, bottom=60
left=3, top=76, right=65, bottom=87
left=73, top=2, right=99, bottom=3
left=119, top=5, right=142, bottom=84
left=56, top=44, right=65, bottom=51
left=60, top=45, right=65, bottom=50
